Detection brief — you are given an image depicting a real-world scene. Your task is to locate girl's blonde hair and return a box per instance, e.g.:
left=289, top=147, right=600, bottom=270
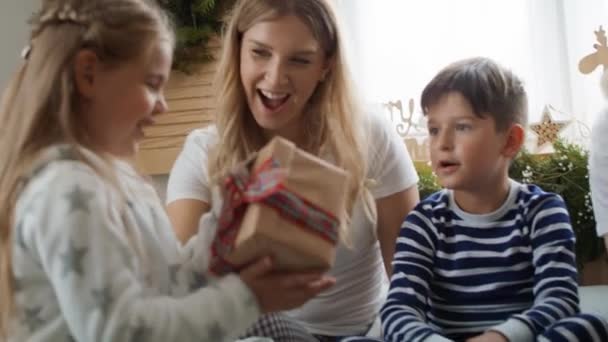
left=211, top=0, right=372, bottom=234
left=0, top=0, right=172, bottom=337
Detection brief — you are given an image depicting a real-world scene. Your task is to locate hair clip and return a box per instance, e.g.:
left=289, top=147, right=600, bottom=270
left=21, top=44, right=32, bottom=60
left=38, top=4, right=88, bottom=26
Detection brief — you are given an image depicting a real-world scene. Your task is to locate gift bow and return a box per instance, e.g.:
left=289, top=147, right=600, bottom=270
left=210, top=157, right=340, bottom=275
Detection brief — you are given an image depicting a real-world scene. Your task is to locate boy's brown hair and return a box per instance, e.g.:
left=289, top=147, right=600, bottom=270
left=420, top=57, right=528, bottom=131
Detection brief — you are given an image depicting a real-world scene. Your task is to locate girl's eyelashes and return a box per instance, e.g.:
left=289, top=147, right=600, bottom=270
left=147, top=82, right=159, bottom=90
left=146, top=76, right=164, bottom=90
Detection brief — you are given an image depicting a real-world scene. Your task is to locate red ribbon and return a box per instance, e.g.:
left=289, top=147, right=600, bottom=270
left=209, top=157, right=340, bottom=275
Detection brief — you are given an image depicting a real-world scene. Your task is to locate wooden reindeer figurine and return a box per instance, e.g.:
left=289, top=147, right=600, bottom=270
left=579, top=25, right=608, bottom=74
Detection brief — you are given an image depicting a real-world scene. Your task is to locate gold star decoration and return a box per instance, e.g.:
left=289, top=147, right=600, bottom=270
left=530, top=106, right=570, bottom=147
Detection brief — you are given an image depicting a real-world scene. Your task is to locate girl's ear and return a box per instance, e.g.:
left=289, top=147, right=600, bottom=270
left=502, top=123, right=525, bottom=158
left=73, top=49, right=99, bottom=99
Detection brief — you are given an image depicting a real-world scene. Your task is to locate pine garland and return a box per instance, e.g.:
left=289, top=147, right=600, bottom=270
left=158, top=0, right=235, bottom=72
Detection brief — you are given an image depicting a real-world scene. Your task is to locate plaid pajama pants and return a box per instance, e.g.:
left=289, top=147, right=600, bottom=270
left=240, top=313, right=318, bottom=342
left=240, top=313, right=608, bottom=342
left=240, top=314, right=378, bottom=342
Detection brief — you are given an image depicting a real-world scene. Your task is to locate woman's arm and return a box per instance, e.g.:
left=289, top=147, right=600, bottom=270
left=167, top=199, right=210, bottom=244
left=166, top=128, right=218, bottom=244
left=376, top=185, right=419, bottom=276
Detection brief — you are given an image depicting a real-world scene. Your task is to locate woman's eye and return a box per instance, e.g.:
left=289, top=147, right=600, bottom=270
left=291, top=57, right=311, bottom=65
left=252, top=49, right=270, bottom=57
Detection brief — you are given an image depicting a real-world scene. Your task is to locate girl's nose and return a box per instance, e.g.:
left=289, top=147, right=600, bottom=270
left=155, top=95, right=168, bottom=114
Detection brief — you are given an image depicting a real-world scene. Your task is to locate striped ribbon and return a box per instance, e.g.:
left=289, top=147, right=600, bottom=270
left=210, top=157, right=340, bottom=275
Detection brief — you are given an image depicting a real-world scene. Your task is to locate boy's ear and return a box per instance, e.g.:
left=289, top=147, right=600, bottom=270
left=502, top=123, right=525, bottom=158
left=73, top=49, right=99, bottom=99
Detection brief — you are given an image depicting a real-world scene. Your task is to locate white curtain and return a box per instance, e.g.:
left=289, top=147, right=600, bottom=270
left=333, top=0, right=608, bottom=152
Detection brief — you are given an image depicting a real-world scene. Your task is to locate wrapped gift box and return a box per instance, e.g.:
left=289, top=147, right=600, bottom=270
left=210, top=136, right=349, bottom=275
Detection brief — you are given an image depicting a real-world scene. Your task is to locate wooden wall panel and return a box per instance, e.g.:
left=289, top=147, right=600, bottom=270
left=136, top=60, right=217, bottom=175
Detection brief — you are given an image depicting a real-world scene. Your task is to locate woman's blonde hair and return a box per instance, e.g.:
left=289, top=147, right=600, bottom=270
left=0, top=0, right=172, bottom=337
left=211, top=0, right=372, bottom=232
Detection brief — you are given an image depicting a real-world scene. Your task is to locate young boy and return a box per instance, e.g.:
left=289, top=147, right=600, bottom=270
left=380, top=58, right=608, bottom=342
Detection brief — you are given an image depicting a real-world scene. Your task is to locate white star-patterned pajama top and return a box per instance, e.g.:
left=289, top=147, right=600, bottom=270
left=9, top=145, right=262, bottom=342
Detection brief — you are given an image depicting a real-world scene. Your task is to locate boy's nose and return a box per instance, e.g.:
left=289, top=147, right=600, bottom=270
left=438, top=130, right=454, bottom=151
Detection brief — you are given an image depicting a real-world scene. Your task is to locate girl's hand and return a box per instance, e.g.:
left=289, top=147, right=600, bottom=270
left=466, top=331, right=508, bottom=342
left=239, top=257, right=336, bottom=313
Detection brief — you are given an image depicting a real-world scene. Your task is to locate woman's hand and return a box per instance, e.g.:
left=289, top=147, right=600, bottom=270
left=466, top=331, right=508, bottom=342
left=239, top=257, right=336, bottom=313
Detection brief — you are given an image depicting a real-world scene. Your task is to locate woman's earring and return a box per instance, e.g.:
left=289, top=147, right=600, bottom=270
left=320, top=70, right=329, bottom=82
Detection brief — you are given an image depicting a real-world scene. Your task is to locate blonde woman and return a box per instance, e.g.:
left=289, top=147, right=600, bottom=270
left=0, top=0, right=333, bottom=341
left=167, top=0, right=420, bottom=339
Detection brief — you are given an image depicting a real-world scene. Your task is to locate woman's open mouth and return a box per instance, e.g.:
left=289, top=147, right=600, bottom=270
left=257, top=89, right=290, bottom=112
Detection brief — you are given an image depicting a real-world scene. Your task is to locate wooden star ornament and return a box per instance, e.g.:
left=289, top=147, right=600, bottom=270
left=530, top=106, right=570, bottom=147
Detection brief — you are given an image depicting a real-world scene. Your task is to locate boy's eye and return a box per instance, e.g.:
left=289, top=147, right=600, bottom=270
left=428, top=127, right=439, bottom=136
left=456, top=123, right=472, bottom=131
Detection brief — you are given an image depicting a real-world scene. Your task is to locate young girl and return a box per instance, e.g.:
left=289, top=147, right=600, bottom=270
left=0, top=1, right=334, bottom=341
left=166, top=0, right=420, bottom=339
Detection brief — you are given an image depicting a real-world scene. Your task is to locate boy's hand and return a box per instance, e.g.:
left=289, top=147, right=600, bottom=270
left=466, top=331, right=508, bottom=342
left=239, top=257, right=336, bottom=313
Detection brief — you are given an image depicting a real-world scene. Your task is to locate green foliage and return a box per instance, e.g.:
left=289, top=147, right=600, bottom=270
left=416, top=162, right=441, bottom=199
left=158, top=0, right=235, bottom=72
left=510, top=141, right=604, bottom=268
left=416, top=140, right=605, bottom=270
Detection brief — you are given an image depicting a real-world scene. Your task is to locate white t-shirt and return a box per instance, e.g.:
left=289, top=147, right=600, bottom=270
left=590, top=109, right=608, bottom=237
left=166, top=113, right=419, bottom=335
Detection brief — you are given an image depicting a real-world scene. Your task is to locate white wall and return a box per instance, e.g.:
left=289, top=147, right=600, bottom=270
left=0, top=0, right=39, bottom=90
